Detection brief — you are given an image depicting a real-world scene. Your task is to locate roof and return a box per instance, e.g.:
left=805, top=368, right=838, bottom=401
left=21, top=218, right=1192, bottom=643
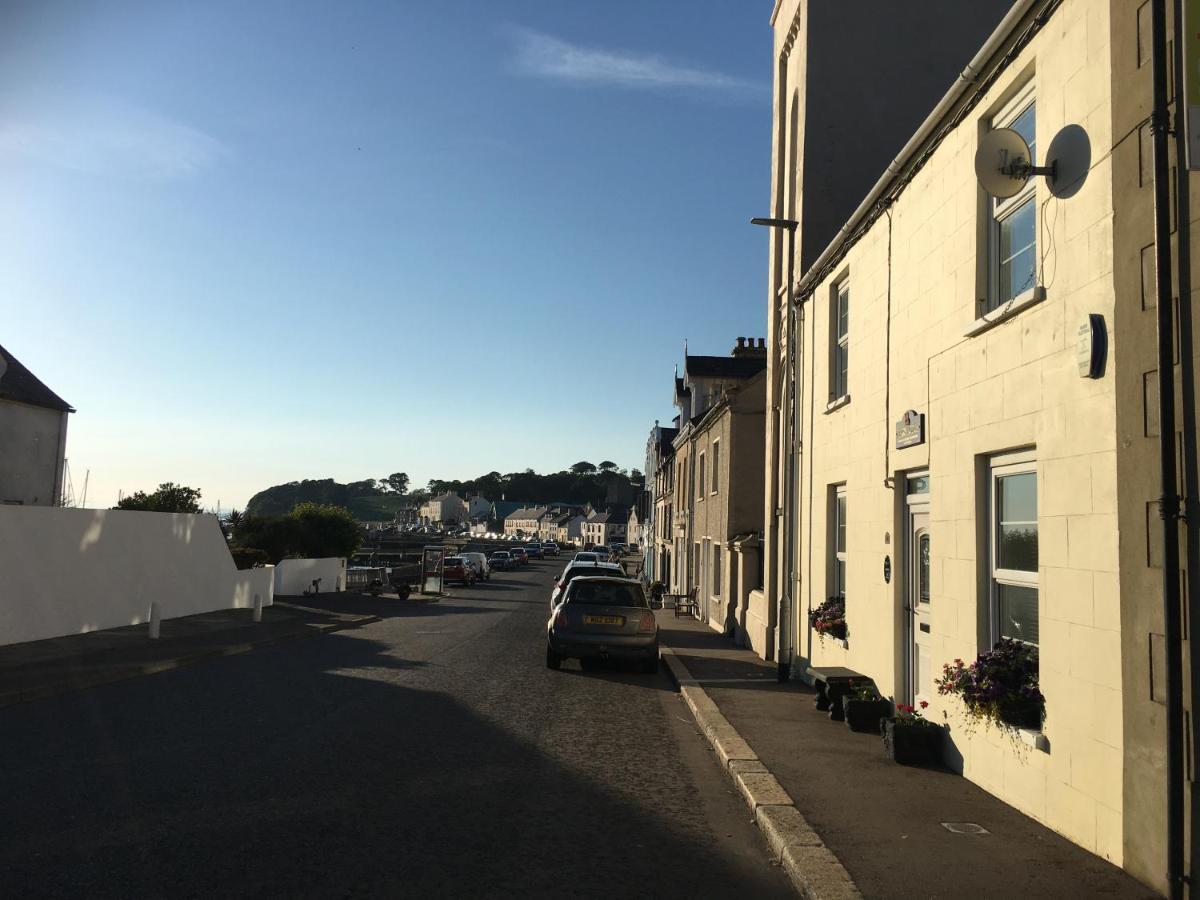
left=490, top=500, right=523, bottom=519
left=0, top=344, right=73, bottom=413
left=684, top=355, right=767, bottom=380
left=506, top=505, right=547, bottom=520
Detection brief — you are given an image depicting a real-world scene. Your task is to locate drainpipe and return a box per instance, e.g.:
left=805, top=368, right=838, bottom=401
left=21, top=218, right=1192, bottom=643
left=1150, top=1, right=1185, bottom=895
left=1172, top=0, right=1200, bottom=889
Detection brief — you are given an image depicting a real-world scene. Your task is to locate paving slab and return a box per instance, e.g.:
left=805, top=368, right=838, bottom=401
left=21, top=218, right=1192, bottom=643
left=657, top=611, right=1156, bottom=900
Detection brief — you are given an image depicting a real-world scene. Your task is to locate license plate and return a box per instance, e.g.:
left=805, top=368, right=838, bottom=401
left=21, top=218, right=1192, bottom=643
left=583, top=615, right=624, bottom=626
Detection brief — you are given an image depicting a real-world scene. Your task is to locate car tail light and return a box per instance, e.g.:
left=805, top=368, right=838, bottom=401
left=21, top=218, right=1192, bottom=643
left=556, top=581, right=566, bottom=590
left=555, top=609, right=569, bottom=630
left=638, top=611, right=656, bottom=633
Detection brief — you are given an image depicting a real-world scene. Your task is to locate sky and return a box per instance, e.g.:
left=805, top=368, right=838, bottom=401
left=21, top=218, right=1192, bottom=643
left=1, top=1, right=774, bottom=511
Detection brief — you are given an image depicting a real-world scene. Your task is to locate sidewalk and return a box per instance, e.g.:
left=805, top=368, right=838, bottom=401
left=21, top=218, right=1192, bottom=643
left=656, top=611, right=1156, bottom=900
left=0, top=599, right=377, bottom=709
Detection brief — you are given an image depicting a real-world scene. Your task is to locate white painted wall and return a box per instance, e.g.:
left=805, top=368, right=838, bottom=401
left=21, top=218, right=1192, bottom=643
left=0, top=506, right=274, bottom=647
left=273, top=558, right=346, bottom=595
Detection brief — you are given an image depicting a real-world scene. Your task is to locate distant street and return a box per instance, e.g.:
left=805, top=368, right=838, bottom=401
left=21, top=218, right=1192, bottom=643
left=0, top=558, right=791, bottom=898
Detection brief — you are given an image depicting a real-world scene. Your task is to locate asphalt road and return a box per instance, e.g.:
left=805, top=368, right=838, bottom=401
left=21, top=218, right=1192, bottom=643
left=1, top=558, right=792, bottom=898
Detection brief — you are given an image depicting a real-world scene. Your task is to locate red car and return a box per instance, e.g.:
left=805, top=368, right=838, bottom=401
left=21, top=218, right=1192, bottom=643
left=442, top=556, right=477, bottom=586
left=510, top=547, right=530, bottom=566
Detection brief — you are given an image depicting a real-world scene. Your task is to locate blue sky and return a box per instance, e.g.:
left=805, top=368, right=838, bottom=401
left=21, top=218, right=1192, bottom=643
left=1, top=1, right=773, bottom=510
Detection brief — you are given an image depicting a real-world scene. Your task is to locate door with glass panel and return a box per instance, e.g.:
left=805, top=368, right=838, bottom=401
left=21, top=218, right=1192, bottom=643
left=905, top=474, right=932, bottom=707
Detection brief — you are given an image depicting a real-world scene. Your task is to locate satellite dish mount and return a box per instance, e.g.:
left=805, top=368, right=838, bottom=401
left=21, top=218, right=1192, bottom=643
left=975, top=127, right=1057, bottom=198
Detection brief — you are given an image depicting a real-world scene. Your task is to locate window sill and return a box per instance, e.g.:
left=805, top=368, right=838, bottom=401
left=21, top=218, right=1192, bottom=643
left=824, top=394, right=851, bottom=414
left=1014, top=726, right=1050, bottom=753
left=964, top=286, right=1046, bottom=337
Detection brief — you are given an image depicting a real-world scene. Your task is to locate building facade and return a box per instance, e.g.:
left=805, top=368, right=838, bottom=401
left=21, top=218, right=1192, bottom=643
left=0, top=344, right=73, bottom=507
left=419, top=493, right=467, bottom=526
left=761, top=0, right=1199, bottom=888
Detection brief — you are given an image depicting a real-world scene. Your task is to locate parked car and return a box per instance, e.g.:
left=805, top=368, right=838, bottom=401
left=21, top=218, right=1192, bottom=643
left=544, top=542, right=559, bottom=557
left=550, top=560, right=625, bottom=609
left=573, top=551, right=599, bottom=564
left=546, top=576, right=659, bottom=673
left=460, top=551, right=491, bottom=581
left=527, top=542, right=545, bottom=559
left=609, top=542, right=625, bottom=555
left=510, top=547, right=529, bottom=566
left=489, top=550, right=514, bottom=571
left=442, top=556, right=477, bottom=586
left=592, top=545, right=610, bottom=559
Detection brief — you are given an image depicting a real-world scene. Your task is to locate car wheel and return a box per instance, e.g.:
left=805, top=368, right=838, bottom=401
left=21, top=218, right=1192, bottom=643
left=546, top=645, right=562, bottom=670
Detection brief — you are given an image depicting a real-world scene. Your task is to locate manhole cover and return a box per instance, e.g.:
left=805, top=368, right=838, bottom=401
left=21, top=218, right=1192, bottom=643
left=941, top=822, right=989, bottom=834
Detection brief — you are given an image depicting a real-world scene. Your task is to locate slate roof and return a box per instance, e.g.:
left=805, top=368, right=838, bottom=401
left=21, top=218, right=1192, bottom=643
left=0, top=344, right=73, bottom=412
left=490, top=500, right=523, bottom=520
left=684, top=354, right=767, bottom=379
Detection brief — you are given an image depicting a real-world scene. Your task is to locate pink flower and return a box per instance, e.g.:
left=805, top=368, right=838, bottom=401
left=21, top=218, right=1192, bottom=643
left=919, top=700, right=929, bottom=709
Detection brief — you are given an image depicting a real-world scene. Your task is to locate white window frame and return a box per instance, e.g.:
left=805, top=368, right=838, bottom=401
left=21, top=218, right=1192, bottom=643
left=987, top=83, right=1037, bottom=313
left=830, top=484, right=847, bottom=599
left=713, top=543, right=722, bottom=596
left=711, top=440, right=720, bottom=495
left=830, top=279, right=850, bottom=402
left=697, top=451, right=706, bottom=500
left=988, top=448, right=1038, bottom=645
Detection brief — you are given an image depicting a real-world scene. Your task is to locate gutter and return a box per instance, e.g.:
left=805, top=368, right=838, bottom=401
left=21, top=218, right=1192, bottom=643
left=793, top=0, right=1043, bottom=299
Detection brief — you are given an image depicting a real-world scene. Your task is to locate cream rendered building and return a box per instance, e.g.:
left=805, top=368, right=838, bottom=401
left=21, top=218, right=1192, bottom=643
left=760, top=0, right=1198, bottom=890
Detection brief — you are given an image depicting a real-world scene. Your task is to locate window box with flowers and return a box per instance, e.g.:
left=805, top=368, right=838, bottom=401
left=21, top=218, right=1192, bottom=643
left=882, top=702, right=944, bottom=766
left=841, top=680, right=893, bottom=734
left=809, top=596, right=848, bottom=644
left=936, top=639, right=1044, bottom=731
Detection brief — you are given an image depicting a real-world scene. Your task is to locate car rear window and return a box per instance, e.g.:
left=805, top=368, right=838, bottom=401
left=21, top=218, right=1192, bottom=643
left=490, top=552, right=509, bottom=558
left=444, top=557, right=463, bottom=565
left=566, top=580, right=647, bottom=608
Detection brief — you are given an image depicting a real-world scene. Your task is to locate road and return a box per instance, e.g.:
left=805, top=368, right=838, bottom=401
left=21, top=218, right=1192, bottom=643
left=0, top=558, right=792, bottom=898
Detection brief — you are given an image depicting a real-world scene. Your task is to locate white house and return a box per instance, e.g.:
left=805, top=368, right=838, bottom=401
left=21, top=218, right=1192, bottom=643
left=0, top=344, right=73, bottom=507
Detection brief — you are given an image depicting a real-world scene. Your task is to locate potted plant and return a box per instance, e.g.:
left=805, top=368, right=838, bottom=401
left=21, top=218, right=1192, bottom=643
left=936, top=639, right=1045, bottom=730
left=841, top=680, right=892, bottom=733
left=809, top=596, right=848, bottom=643
left=648, top=581, right=666, bottom=608
left=882, top=701, right=943, bottom=765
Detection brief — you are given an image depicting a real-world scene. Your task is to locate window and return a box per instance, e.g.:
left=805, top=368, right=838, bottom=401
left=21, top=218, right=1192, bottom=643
left=988, top=88, right=1037, bottom=310
left=693, top=541, right=701, bottom=587
left=711, top=441, right=720, bottom=494
left=698, top=452, right=706, bottom=499
left=713, top=544, right=722, bottom=595
left=831, top=485, right=847, bottom=598
left=990, top=452, right=1038, bottom=645
left=830, top=280, right=849, bottom=400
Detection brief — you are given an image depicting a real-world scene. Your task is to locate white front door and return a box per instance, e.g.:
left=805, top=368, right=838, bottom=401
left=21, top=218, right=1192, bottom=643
left=909, top=510, right=932, bottom=707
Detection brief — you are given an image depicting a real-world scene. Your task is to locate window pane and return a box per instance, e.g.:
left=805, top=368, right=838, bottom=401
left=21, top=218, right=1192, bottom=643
left=1009, top=103, right=1035, bottom=162
left=838, top=287, right=849, bottom=339
left=836, top=495, right=846, bottom=552
left=997, top=583, right=1039, bottom=644
left=999, top=472, right=1037, bottom=521
left=998, top=198, right=1036, bottom=303
left=835, top=344, right=848, bottom=397
left=919, top=534, right=930, bottom=603
left=836, top=559, right=845, bottom=597
left=999, top=524, right=1038, bottom=570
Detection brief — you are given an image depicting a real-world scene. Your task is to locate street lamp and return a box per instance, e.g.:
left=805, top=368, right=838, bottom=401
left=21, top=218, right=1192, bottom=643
left=751, top=216, right=798, bottom=682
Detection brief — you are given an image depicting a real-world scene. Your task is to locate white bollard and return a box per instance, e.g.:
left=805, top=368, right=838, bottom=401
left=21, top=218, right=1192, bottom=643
left=148, top=602, right=161, bottom=639
left=253, top=593, right=263, bottom=623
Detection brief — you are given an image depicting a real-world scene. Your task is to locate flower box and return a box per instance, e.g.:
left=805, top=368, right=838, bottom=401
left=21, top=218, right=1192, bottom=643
left=882, top=719, right=943, bottom=766
left=997, top=697, right=1043, bottom=730
left=843, top=696, right=893, bottom=733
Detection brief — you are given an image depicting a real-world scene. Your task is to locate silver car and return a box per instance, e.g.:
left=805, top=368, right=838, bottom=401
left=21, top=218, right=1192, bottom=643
left=546, top=576, right=659, bottom=673
left=459, top=551, right=491, bottom=581
left=549, top=560, right=625, bottom=610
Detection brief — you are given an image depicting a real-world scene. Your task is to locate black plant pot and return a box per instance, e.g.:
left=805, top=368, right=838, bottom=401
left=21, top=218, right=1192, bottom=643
left=843, top=697, right=893, bottom=733
left=882, top=719, right=943, bottom=766
left=998, top=697, right=1043, bottom=730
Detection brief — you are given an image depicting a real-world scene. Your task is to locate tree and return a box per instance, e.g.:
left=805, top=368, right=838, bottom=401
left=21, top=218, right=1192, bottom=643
left=382, top=472, right=410, bottom=494
left=345, top=479, right=379, bottom=496
left=570, top=461, right=597, bottom=475
left=598, top=461, right=617, bottom=471
left=289, top=502, right=362, bottom=558
left=630, top=469, right=644, bottom=481
left=115, top=482, right=203, bottom=513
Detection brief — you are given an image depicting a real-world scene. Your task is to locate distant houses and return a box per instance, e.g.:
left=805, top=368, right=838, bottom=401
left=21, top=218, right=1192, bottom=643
left=0, top=343, right=74, bottom=507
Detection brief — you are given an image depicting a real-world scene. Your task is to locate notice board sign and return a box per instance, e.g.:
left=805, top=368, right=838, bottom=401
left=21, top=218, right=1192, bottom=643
left=422, top=546, right=445, bottom=595
left=1186, top=0, right=1200, bottom=169
left=895, top=410, right=925, bottom=449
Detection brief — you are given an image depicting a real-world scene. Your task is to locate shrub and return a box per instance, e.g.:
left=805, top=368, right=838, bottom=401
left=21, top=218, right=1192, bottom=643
left=809, top=596, right=847, bottom=642
left=937, top=639, right=1044, bottom=728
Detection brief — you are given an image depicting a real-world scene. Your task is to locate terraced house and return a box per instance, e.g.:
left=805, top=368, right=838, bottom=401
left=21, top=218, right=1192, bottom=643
left=759, top=0, right=1200, bottom=890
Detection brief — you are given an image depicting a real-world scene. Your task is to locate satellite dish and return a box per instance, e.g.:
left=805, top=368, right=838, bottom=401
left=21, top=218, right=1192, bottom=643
left=1046, top=124, right=1091, bottom=199
left=975, top=128, right=1034, bottom=198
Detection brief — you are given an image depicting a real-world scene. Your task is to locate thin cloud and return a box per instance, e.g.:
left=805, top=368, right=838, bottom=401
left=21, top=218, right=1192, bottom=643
left=506, top=26, right=764, bottom=97
left=0, top=97, right=227, bottom=179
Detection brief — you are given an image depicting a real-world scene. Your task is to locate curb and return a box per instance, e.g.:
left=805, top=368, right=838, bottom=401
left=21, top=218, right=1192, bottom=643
left=662, top=647, right=861, bottom=900
left=0, top=611, right=379, bottom=710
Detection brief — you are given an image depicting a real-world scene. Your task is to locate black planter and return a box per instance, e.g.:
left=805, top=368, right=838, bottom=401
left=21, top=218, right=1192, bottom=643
left=997, top=698, right=1043, bottom=730
left=843, top=697, right=893, bottom=733
left=882, top=719, right=943, bottom=766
